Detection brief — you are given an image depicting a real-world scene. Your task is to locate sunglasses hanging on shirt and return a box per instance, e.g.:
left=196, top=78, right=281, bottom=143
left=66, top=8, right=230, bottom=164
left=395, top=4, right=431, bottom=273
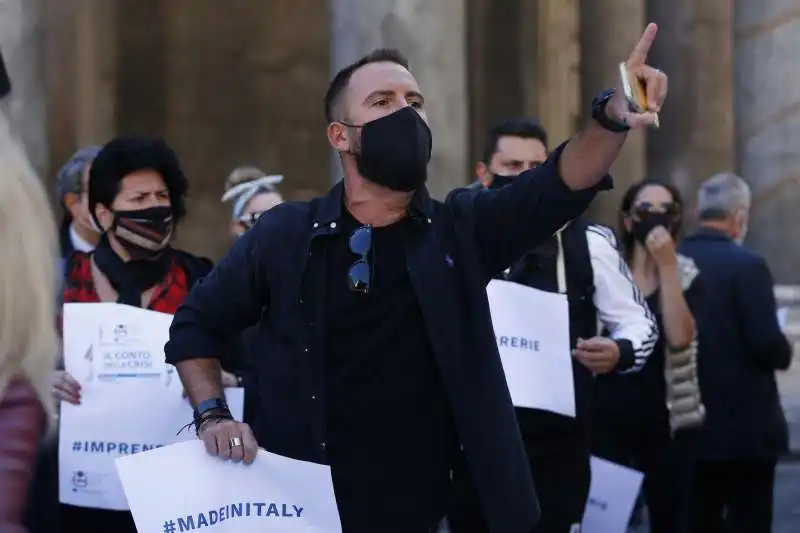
left=347, top=225, right=372, bottom=294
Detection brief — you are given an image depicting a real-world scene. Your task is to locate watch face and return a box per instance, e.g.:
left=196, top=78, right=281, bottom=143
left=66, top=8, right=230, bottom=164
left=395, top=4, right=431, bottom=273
left=593, top=89, right=614, bottom=108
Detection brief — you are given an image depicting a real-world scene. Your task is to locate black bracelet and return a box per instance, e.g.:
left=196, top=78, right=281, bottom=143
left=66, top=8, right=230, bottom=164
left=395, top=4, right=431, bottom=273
left=176, top=408, right=233, bottom=437
left=193, top=397, right=229, bottom=419
left=195, top=411, right=233, bottom=436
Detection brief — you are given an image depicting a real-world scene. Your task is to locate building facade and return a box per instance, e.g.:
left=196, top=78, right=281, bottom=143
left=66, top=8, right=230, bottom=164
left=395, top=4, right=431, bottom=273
left=2, top=0, right=798, bottom=282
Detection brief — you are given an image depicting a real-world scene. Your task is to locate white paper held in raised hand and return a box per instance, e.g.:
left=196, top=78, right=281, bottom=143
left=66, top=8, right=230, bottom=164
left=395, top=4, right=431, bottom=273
left=58, top=303, right=244, bottom=511
left=116, top=440, right=342, bottom=533
left=486, top=279, right=575, bottom=417
left=582, top=456, right=644, bottom=533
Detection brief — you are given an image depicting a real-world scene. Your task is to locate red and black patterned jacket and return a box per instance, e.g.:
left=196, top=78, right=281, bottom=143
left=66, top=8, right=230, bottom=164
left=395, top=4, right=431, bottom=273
left=62, top=249, right=211, bottom=312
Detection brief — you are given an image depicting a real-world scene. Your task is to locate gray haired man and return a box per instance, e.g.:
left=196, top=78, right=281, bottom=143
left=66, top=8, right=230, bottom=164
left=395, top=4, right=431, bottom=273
left=694, top=171, right=751, bottom=244
left=680, top=172, right=792, bottom=533
left=56, top=146, right=102, bottom=257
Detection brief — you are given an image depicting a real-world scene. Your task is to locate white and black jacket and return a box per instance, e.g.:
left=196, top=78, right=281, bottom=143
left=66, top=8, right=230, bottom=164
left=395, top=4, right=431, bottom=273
left=505, top=217, right=658, bottom=440
left=583, top=224, right=658, bottom=372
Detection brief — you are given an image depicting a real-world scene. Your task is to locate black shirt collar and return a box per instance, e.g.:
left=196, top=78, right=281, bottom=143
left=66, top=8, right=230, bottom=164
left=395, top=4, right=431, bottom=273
left=313, top=180, right=434, bottom=234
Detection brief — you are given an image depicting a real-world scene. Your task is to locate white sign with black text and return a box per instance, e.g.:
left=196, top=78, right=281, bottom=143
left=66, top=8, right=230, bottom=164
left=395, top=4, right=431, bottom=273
left=582, top=456, right=644, bottom=533
left=59, top=303, right=244, bottom=511
left=486, top=279, right=575, bottom=417
left=116, top=440, right=342, bottom=533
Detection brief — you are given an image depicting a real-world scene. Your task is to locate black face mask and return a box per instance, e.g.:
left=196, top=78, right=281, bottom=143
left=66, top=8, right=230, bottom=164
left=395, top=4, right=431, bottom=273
left=631, top=213, right=676, bottom=244
left=346, top=106, right=432, bottom=192
left=111, top=206, right=174, bottom=261
left=488, top=174, right=516, bottom=190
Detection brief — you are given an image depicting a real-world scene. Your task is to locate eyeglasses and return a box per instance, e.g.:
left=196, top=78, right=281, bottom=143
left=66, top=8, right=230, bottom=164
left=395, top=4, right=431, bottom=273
left=237, top=211, right=266, bottom=229
left=632, top=201, right=680, bottom=219
left=347, top=225, right=372, bottom=294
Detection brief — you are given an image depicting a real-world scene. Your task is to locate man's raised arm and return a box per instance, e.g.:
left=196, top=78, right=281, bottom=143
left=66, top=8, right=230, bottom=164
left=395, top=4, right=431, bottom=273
left=450, top=24, right=668, bottom=277
left=559, top=23, right=665, bottom=191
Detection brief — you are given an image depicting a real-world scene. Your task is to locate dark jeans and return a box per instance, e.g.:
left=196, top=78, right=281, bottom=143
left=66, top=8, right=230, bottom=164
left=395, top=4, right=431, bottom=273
left=592, top=421, right=697, bottom=533
left=24, top=433, right=60, bottom=533
left=449, top=441, right=590, bottom=533
left=689, top=459, right=776, bottom=533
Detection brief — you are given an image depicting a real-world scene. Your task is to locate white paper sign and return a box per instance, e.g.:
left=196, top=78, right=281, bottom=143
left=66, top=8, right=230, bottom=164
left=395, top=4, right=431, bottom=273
left=582, top=457, right=644, bottom=533
left=59, top=303, right=244, bottom=511
left=486, top=280, right=575, bottom=417
left=116, top=440, right=342, bottom=533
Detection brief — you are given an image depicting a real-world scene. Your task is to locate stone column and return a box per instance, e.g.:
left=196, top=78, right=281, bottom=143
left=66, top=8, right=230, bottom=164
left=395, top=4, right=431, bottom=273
left=74, top=0, right=117, bottom=147
left=41, top=0, right=120, bottom=184
left=161, top=0, right=330, bottom=259
left=519, top=0, right=582, bottom=146
left=465, top=0, right=525, bottom=169
left=579, top=0, right=646, bottom=226
left=0, top=0, right=48, bottom=175
left=646, top=0, right=735, bottom=218
left=330, top=0, right=469, bottom=200
left=735, top=2, right=800, bottom=283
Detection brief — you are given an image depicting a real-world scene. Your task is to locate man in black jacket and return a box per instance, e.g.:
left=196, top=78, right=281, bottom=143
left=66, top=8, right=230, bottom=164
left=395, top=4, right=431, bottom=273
left=166, top=26, right=667, bottom=533
left=450, top=118, right=657, bottom=533
left=679, top=172, right=793, bottom=533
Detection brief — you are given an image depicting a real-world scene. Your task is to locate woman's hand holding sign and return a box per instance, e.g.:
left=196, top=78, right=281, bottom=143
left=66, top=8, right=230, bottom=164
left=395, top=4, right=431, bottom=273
left=53, top=370, right=81, bottom=404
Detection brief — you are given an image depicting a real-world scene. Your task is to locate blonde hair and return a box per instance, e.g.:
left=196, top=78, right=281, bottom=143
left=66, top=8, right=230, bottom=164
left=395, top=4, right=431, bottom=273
left=0, top=110, right=59, bottom=424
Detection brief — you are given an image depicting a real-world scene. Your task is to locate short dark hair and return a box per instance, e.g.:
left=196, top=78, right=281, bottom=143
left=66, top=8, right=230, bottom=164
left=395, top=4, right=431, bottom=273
left=481, top=118, right=549, bottom=163
left=617, top=178, right=685, bottom=262
left=89, top=135, right=189, bottom=226
left=324, top=48, right=410, bottom=123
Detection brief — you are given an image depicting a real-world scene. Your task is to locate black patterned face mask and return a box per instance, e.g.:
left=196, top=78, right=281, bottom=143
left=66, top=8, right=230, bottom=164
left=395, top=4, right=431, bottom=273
left=111, top=206, right=174, bottom=261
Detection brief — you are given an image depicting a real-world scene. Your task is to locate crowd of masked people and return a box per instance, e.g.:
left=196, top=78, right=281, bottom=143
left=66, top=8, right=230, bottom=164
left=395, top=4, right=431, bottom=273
left=0, top=109, right=793, bottom=532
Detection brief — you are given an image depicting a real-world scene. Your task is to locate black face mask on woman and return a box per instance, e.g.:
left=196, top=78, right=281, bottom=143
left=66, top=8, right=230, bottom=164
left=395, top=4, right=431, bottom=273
left=111, top=205, right=174, bottom=261
left=631, top=213, right=676, bottom=244
left=342, top=106, right=433, bottom=192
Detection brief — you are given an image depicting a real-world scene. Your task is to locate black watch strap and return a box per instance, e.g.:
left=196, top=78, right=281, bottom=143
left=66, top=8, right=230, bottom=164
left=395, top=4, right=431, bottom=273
left=193, top=397, right=229, bottom=419
left=592, top=88, right=630, bottom=133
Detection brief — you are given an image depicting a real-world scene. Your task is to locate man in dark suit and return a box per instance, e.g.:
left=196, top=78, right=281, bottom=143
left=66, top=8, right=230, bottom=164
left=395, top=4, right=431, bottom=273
left=679, top=172, right=793, bottom=533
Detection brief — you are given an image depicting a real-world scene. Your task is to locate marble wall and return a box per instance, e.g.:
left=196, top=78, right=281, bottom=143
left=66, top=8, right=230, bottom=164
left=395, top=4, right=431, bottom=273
left=735, top=0, right=800, bottom=282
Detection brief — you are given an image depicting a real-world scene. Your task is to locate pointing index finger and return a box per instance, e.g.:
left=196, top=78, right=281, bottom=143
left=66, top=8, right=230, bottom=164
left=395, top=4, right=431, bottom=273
left=627, top=23, right=658, bottom=68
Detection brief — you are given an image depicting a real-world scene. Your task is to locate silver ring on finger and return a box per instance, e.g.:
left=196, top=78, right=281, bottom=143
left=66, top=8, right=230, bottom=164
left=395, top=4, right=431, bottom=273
left=229, top=436, right=242, bottom=448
